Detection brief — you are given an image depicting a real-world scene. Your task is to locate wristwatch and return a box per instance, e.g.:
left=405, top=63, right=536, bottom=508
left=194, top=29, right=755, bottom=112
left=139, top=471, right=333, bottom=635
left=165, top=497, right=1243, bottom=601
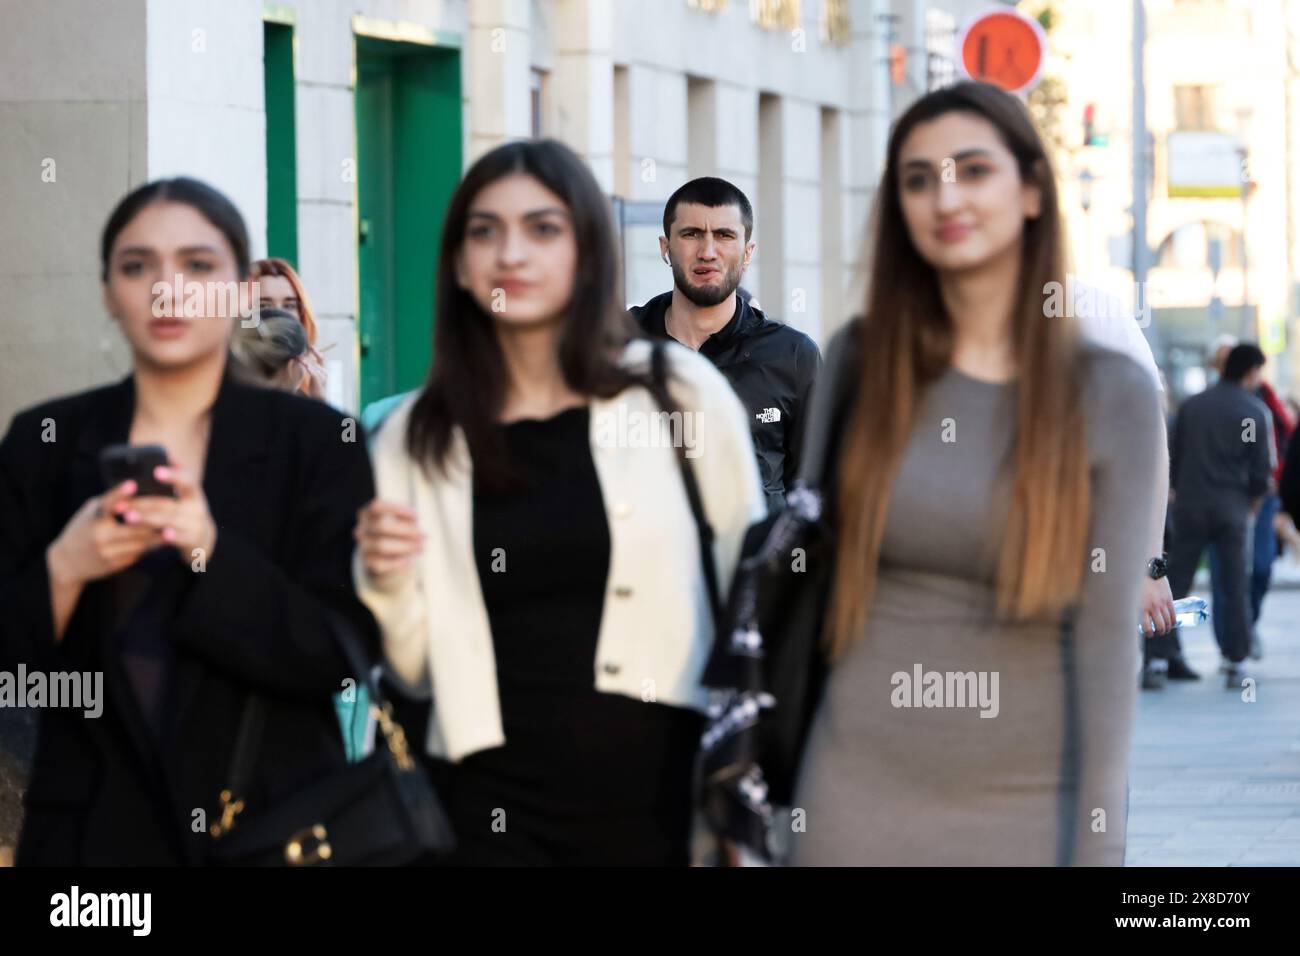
left=1147, top=554, right=1168, bottom=580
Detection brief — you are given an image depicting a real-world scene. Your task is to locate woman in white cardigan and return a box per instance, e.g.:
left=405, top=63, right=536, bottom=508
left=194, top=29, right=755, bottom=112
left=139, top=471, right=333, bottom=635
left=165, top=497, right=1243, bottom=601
left=354, top=140, right=765, bottom=865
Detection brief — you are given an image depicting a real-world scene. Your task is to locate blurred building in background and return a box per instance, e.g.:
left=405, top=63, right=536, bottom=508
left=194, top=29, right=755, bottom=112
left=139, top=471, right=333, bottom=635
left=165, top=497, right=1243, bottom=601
left=1042, top=0, right=1299, bottom=402
left=1, top=0, right=1010, bottom=423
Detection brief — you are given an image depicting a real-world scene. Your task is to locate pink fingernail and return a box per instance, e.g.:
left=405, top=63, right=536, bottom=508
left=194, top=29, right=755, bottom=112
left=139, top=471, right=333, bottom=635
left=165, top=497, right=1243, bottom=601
left=162, top=527, right=176, bottom=542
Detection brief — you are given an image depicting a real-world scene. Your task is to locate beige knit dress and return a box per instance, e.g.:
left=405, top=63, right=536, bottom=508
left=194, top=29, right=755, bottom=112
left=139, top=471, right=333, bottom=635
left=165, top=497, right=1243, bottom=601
left=788, top=341, right=1161, bottom=866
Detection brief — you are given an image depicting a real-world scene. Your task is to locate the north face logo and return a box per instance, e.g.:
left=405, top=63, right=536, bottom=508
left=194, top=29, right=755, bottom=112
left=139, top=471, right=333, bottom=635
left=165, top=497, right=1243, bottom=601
left=756, top=407, right=781, bottom=424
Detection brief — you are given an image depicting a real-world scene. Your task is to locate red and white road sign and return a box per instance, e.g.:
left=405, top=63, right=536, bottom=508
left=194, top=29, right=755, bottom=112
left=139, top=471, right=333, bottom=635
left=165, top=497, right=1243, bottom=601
left=957, top=8, right=1047, bottom=95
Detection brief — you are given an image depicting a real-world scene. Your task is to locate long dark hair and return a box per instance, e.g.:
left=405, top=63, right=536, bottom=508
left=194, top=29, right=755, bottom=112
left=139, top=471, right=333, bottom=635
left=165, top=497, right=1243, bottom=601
left=100, top=178, right=251, bottom=281
left=406, top=139, right=637, bottom=489
left=828, top=81, right=1088, bottom=659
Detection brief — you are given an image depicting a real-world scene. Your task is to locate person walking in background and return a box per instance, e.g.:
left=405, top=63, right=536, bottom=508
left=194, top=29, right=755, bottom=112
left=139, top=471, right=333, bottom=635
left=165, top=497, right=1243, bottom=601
left=249, top=257, right=328, bottom=399
left=786, top=82, right=1160, bottom=866
left=0, top=178, right=379, bottom=864
left=630, top=177, right=821, bottom=514
left=1241, top=373, right=1294, bottom=658
left=1159, top=332, right=1237, bottom=686
left=1201, top=333, right=1283, bottom=663
left=1167, top=343, right=1275, bottom=689
left=1065, top=285, right=1185, bottom=688
left=354, top=140, right=764, bottom=866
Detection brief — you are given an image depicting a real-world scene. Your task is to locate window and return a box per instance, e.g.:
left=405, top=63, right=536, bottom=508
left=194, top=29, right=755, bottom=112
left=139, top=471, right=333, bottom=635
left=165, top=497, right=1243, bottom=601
left=687, top=77, right=716, bottom=178
left=531, top=69, right=548, bottom=137
left=1173, top=85, right=1218, bottom=131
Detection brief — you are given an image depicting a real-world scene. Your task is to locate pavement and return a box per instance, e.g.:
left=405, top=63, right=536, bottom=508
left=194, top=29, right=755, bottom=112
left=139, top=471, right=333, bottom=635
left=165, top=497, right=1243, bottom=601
left=1126, top=559, right=1300, bottom=866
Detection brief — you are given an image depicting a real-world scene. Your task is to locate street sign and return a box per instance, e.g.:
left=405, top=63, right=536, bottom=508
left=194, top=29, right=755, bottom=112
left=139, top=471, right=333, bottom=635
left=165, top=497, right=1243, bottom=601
left=1167, top=131, right=1246, bottom=198
left=957, top=9, right=1046, bottom=95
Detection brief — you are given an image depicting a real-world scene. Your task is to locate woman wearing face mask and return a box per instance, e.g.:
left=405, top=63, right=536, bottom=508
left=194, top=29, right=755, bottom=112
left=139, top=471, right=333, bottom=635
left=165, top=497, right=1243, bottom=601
left=784, top=83, right=1161, bottom=866
left=249, top=258, right=327, bottom=398
left=230, top=307, right=313, bottom=393
left=354, top=139, right=765, bottom=866
left=0, top=178, right=379, bottom=865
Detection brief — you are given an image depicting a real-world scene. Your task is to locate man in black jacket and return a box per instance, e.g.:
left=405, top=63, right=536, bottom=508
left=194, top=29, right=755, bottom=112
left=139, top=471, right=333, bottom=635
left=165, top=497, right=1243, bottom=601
left=1167, top=343, right=1275, bottom=689
left=630, top=177, right=821, bottom=513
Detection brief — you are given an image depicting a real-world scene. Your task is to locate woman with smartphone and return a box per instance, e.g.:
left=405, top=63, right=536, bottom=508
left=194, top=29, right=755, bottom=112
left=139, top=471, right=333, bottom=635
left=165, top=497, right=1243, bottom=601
left=354, top=139, right=765, bottom=865
left=785, top=82, right=1161, bottom=866
left=0, top=178, right=379, bottom=865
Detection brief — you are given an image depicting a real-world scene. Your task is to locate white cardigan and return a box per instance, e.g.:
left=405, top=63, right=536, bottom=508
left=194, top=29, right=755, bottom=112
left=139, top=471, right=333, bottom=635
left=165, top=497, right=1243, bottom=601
left=354, top=339, right=766, bottom=762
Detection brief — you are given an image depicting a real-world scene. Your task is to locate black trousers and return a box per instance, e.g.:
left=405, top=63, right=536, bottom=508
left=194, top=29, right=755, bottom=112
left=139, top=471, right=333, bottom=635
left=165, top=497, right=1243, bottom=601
left=1167, top=497, right=1254, bottom=664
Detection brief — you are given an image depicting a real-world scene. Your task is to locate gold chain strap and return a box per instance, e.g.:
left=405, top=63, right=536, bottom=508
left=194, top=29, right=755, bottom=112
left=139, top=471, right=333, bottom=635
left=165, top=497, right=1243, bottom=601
left=371, top=700, right=413, bottom=771
left=209, top=789, right=245, bottom=839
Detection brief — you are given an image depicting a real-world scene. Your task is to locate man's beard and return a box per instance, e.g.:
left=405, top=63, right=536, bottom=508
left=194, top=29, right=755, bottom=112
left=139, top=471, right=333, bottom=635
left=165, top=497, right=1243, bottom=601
left=670, top=257, right=743, bottom=307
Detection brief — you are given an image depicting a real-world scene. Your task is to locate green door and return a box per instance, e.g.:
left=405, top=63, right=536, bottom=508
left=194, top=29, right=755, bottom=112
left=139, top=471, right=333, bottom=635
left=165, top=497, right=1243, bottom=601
left=354, top=37, right=462, bottom=408
left=263, top=20, right=298, bottom=267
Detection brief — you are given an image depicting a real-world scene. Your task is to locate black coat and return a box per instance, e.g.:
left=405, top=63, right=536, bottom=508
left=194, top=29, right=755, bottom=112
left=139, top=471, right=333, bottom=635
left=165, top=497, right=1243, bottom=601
left=0, top=361, right=380, bottom=865
left=630, top=292, right=822, bottom=514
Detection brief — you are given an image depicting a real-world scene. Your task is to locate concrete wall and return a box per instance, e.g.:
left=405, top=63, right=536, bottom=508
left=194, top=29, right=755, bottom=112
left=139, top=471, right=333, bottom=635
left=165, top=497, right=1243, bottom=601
left=0, top=0, right=148, bottom=424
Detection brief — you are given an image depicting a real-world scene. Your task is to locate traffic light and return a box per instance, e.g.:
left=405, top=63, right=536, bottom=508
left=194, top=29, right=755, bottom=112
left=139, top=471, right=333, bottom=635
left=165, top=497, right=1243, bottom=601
left=1084, top=102, right=1096, bottom=145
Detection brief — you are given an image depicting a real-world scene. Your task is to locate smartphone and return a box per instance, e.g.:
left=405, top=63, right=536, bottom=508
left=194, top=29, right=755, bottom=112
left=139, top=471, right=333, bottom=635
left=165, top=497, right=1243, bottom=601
left=99, top=443, right=176, bottom=498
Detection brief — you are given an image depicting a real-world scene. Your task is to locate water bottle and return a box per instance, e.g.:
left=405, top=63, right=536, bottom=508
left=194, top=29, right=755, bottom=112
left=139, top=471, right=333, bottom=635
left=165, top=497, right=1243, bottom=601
left=1173, top=596, right=1209, bottom=628
left=1138, top=595, right=1207, bottom=634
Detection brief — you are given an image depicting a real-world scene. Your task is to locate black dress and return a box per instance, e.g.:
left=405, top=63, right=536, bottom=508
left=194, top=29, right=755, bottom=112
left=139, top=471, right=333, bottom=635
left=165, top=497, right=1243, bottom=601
left=421, top=406, right=703, bottom=865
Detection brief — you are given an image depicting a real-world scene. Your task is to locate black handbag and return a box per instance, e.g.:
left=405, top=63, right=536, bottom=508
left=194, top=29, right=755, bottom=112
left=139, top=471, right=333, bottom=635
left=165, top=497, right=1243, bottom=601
left=208, top=614, right=456, bottom=866
left=688, top=322, right=862, bottom=862
left=642, top=341, right=837, bottom=862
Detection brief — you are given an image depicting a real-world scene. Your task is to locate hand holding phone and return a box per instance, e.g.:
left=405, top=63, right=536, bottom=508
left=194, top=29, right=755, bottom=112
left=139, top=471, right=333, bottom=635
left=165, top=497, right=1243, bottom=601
left=99, top=444, right=176, bottom=500
left=47, top=479, right=160, bottom=589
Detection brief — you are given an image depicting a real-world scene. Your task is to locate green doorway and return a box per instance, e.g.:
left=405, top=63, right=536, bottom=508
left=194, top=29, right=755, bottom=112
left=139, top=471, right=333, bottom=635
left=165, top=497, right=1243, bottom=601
left=354, top=34, right=462, bottom=408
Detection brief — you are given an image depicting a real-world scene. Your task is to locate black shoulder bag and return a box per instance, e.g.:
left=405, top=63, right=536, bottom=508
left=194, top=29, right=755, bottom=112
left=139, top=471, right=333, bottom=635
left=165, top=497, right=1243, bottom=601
left=642, top=339, right=840, bottom=863
left=649, top=324, right=858, bottom=863
left=209, top=614, right=455, bottom=866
